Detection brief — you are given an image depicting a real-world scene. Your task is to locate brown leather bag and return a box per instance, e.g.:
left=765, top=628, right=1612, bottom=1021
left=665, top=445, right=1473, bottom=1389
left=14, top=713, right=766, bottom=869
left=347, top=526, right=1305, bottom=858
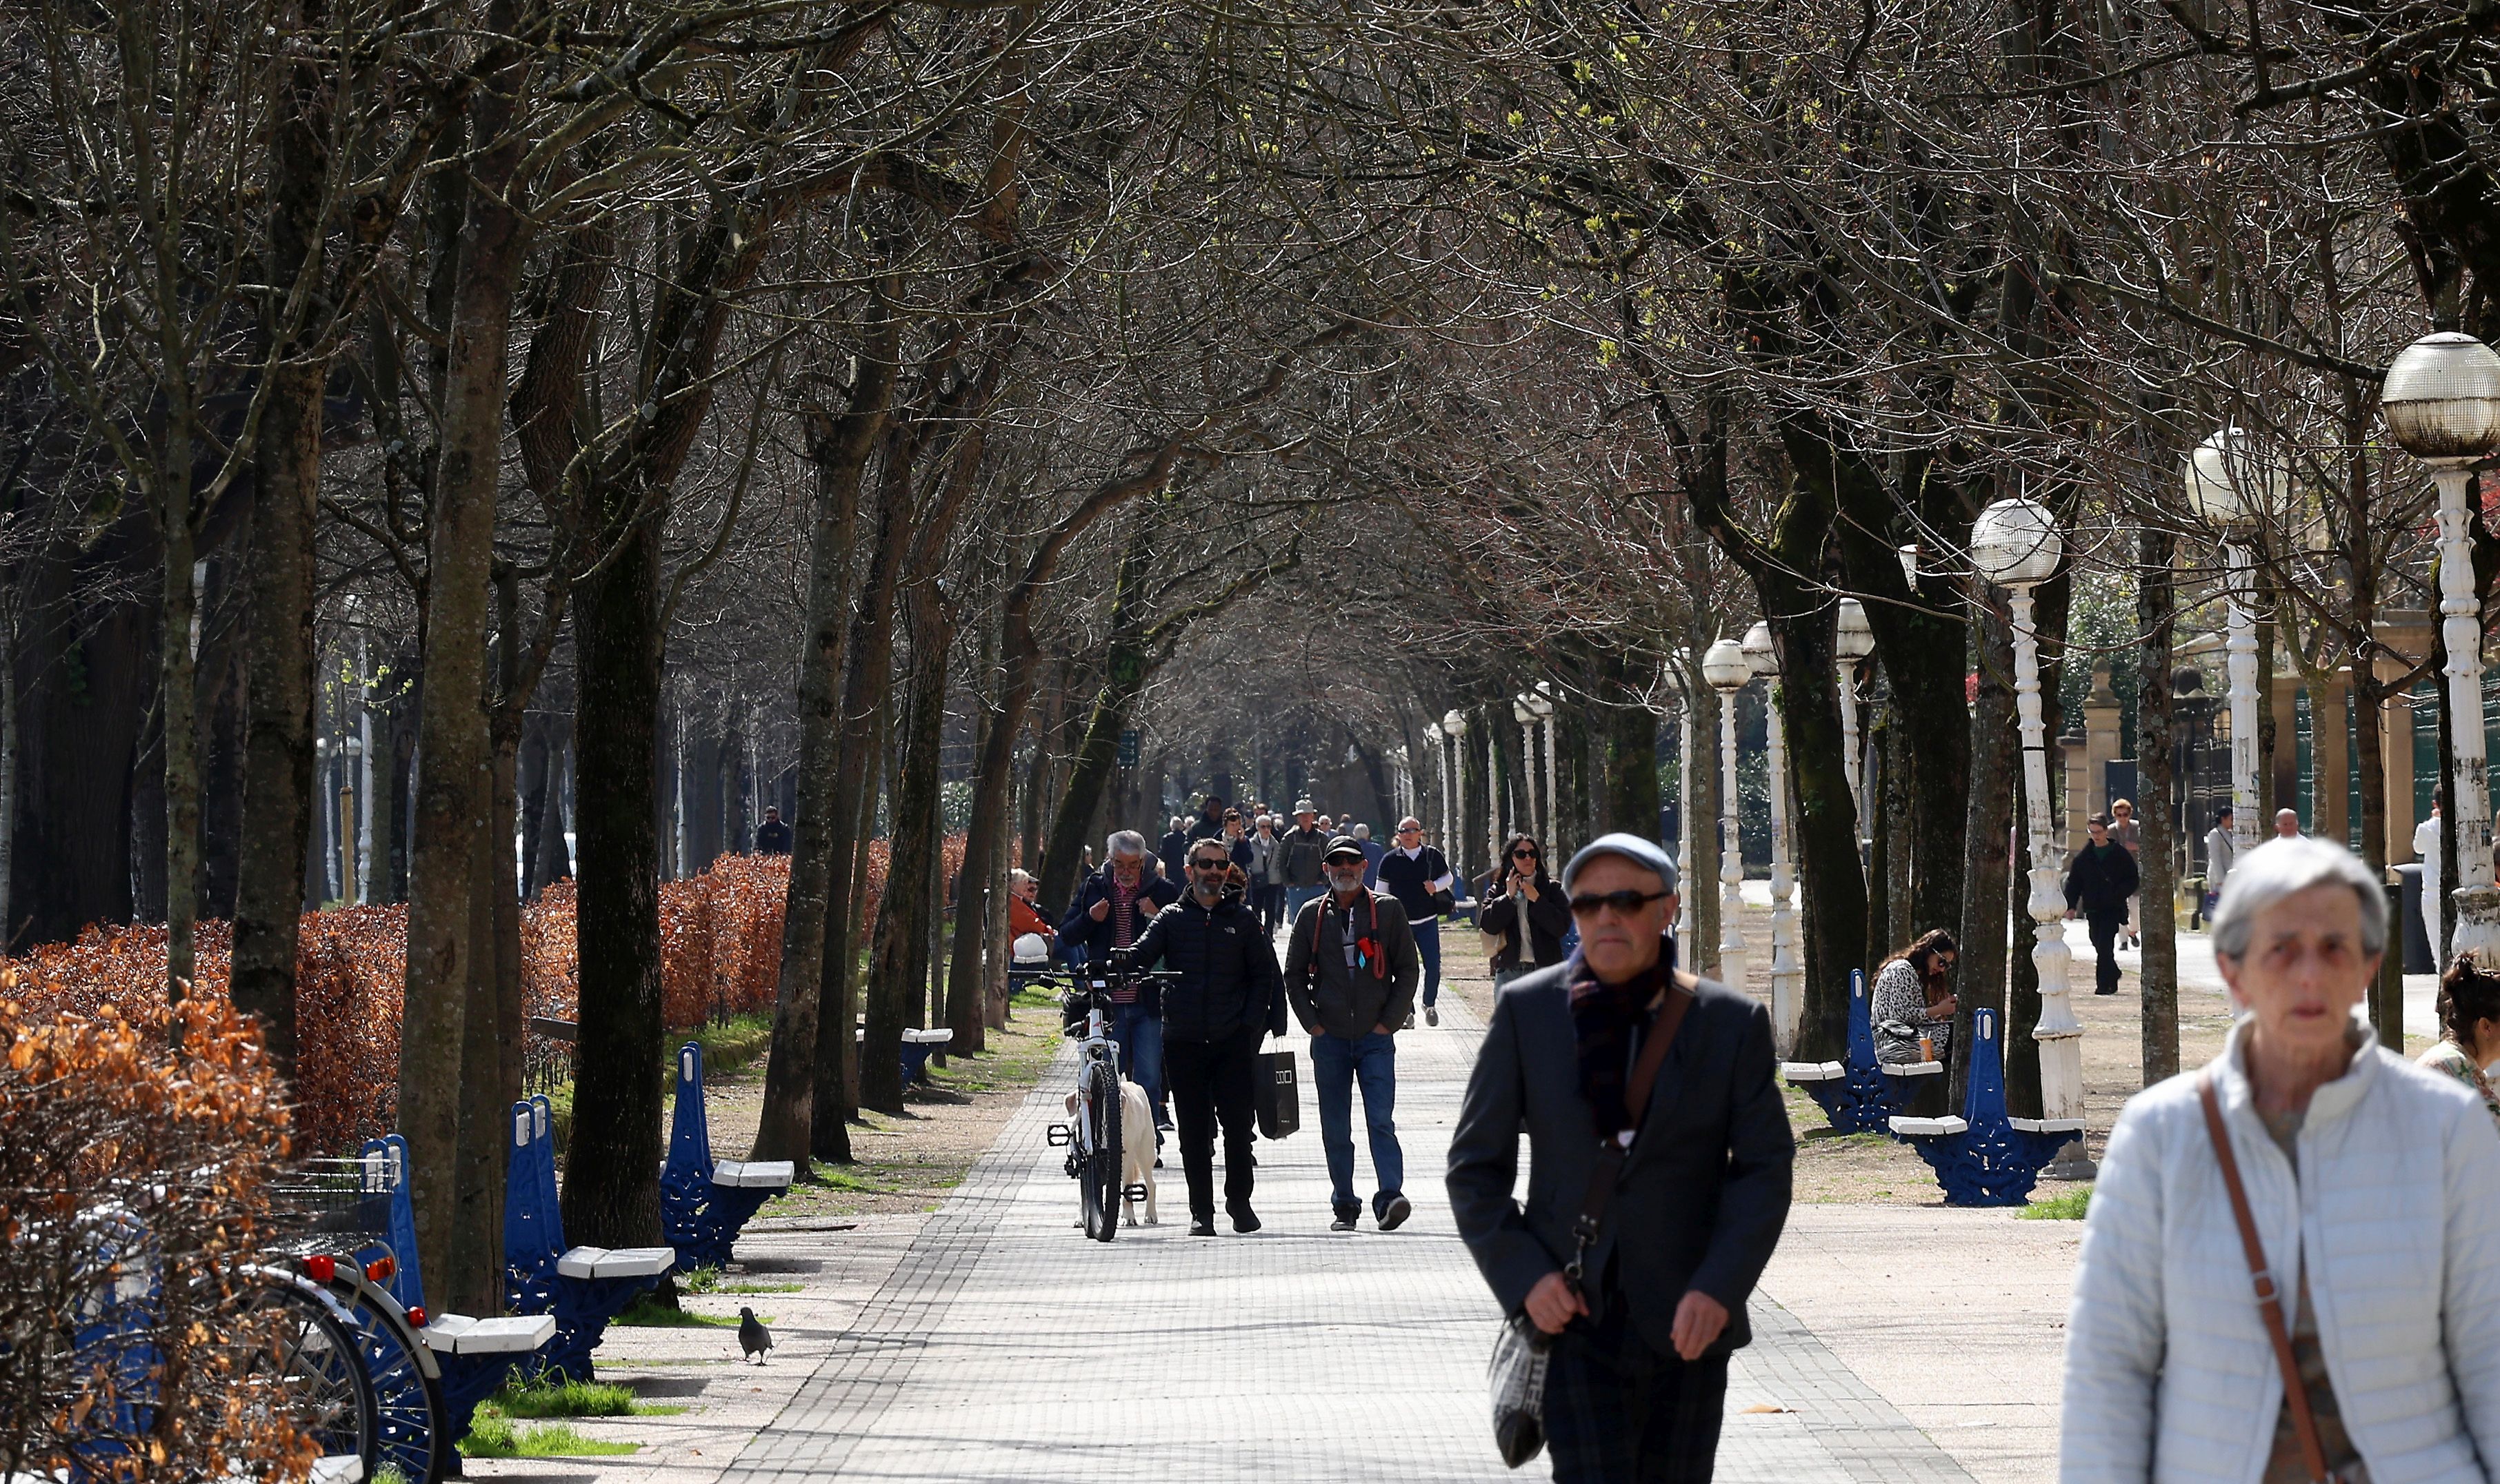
left=2198, top=1072, right=2334, bottom=1484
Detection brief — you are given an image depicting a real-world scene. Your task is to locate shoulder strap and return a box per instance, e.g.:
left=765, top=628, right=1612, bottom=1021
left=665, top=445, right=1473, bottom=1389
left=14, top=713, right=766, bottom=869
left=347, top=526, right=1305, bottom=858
left=2198, top=1074, right=2332, bottom=1484
left=1563, top=985, right=1694, bottom=1293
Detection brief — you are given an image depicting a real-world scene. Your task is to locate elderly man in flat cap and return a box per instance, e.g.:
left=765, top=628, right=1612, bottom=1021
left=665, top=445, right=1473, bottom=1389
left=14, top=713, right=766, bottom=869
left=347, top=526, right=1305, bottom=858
left=1447, top=833, right=1793, bottom=1482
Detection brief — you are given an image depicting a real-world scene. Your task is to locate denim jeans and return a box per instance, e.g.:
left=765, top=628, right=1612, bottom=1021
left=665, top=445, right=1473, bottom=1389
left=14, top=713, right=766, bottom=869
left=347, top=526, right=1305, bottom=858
left=1254, top=883, right=1287, bottom=936
left=1410, top=918, right=1441, bottom=1007
left=1285, top=884, right=1326, bottom=928
left=1309, top=1031, right=1402, bottom=1219
left=1111, top=1002, right=1168, bottom=1125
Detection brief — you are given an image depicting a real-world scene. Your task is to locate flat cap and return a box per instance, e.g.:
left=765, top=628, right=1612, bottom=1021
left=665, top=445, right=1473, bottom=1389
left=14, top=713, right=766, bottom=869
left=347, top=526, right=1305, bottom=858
left=1560, top=832, right=1680, bottom=894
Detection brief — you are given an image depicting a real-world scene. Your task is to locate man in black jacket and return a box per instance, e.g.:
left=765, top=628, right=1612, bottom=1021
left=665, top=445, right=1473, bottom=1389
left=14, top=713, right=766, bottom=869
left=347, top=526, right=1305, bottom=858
left=1117, top=836, right=1288, bottom=1236
left=2064, top=812, right=2140, bottom=996
left=1448, top=833, right=1792, bottom=1482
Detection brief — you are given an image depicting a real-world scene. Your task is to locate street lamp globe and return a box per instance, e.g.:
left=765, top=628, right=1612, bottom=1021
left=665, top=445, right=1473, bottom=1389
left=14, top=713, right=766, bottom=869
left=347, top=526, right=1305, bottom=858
left=1424, top=722, right=1441, bottom=745
left=1512, top=692, right=1535, bottom=725
left=2383, top=331, right=2500, bottom=461
left=1528, top=681, right=1555, bottom=720
left=1741, top=621, right=1777, bottom=678
left=1834, top=598, right=1875, bottom=661
left=2183, top=426, right=2287, bottom=528
left=1442, top=709, right=1467, bottom=738
left=1702, top=638, right=1752, bottom=692
left=1969, top=497, right=2061, bottom=588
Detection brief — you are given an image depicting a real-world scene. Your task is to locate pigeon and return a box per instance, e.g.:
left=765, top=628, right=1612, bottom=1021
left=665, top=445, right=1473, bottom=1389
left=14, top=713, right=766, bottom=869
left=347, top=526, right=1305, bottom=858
left=738, top=1306, right=772, bottom=1365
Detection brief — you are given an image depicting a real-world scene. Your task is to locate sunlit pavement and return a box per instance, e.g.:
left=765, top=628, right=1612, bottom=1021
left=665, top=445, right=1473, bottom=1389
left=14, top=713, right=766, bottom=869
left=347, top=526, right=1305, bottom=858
left=714, top=958, right=1981, bottom=1483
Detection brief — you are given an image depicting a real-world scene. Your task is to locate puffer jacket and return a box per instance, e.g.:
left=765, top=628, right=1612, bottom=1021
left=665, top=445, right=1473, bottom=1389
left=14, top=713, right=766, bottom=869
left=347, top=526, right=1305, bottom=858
left=1123, top=891, right=1286, bottom=1045
left=2061, top=1019, right=2500, bottom=1484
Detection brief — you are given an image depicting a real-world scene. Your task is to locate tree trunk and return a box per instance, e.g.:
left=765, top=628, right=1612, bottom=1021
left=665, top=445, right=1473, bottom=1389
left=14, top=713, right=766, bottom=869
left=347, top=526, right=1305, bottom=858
left=1767, top=605, right=1866, bottom=1063
left=945, top=588, right=1005, bottom=1054
left=2137, top=526, right=2180, bottom=1084
left=564, top=511, right=669, bottom=1250
left=752, top=348, right=892, bottom=1165
left=159, top=513, right=201, bottom=994
left=400, top=36, right=530, bottom=1294
left=862, top=590, right=951, bottom=1114
left=1956, top=594, right=2017, bottom=1111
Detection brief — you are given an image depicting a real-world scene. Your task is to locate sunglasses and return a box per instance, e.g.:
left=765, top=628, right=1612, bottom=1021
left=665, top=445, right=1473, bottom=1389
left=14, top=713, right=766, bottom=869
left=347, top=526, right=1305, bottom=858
left=1190, top=856, right=1231, bottom=870
left=1511, top=848, right=1540, bottom=860
left=1568, top=888, right=1672, bottom=919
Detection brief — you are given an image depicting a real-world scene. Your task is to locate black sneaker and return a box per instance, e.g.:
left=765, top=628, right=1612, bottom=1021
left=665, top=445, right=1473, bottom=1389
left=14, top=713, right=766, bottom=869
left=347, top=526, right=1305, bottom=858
left=1426, top=1006, right=1439, bottom=1026
left=1190, top=1220, right=1217, bottom=1237
left=1377, top=1194, right=1413, bottom=1231
left=1230, top=1207, right=1263, bottom=1234
left=1330, top=1214, right=1359, bottom=1232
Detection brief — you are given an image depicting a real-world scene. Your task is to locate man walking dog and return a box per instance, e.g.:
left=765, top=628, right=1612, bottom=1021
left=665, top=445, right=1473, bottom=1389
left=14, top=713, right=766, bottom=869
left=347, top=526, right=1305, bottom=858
left=1448, top=833, right=1792, bottom=1481
left=1286, top=835, right=1421, bottom=1232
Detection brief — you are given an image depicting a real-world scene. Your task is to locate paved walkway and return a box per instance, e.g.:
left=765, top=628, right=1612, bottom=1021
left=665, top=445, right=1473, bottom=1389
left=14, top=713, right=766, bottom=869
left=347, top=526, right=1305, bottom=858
left=719, top=991, right=1983, bottom=1483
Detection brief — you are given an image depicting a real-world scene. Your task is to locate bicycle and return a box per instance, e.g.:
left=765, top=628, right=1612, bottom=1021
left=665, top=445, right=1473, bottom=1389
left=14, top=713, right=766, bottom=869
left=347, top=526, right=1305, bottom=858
left=1046, top=965, right=1174, bottom=1242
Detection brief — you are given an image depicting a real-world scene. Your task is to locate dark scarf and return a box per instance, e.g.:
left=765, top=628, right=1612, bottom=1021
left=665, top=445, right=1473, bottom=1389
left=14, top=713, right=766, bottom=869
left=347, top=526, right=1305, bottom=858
left=1568, top=933, right=1677, bottom=1143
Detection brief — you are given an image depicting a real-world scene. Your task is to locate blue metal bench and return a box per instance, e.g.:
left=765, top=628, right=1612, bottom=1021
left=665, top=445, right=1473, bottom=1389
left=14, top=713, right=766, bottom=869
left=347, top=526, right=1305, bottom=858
left=350, top=1136, right=557, bottom=1467
left=503, top=1096, right=674, bottom=1381
left=854, top=1024, right=957, bottom=1090
left=1888, top=1007, right=2082, bottom=1206
left=1783, top=970, right=1912, bottom=1134
left=662, top=1042, right=794, bottom=1272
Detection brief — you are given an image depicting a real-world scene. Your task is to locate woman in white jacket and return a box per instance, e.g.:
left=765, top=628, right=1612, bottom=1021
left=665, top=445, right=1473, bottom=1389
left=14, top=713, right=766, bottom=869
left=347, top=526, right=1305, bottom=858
left=2062, top=836, right=2500, bottom=1484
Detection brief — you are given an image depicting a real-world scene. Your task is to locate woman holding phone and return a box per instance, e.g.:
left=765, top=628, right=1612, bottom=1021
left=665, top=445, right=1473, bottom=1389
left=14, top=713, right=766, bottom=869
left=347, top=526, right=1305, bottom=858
left=1479, top=833, right=1571, bottom=989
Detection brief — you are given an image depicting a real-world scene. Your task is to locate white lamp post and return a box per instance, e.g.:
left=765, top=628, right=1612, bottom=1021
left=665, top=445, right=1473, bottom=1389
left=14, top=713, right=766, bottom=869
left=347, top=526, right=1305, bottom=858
left=2384, top=331, right=2500, bottom=963
left=1512, top=693, right=1543, bottom=844
left=1703, top=638, right=1754, bottom=995
left=1676, top=672, right=1696, bottom=942
left=1743, top=622, right=1800, bottom=1050
left=1424, top=721, right=1446, bottom=843
left=1520, top=679, right=1540, bottom=844
left=2184, top=427, right=2284, bottom=860
left=1835, top=598, right=1876, bottom=836
left=1442, top=709, right=1470, bottom=880
left=1970, top=496, right=2086, bottom=1155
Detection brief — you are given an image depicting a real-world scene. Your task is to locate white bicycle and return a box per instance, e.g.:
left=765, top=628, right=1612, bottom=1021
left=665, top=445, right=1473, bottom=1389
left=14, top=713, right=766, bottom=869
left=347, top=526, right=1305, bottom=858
left=1046, top=967, right=1169, bottom=1242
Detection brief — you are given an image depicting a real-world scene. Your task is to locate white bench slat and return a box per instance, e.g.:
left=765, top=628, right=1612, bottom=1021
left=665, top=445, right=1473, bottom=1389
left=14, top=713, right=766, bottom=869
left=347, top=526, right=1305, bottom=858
left=1879, top=1060, right=1945, bottom=1077
left=550, top=1244, right=674, bottom=1280
left=712, top=1159, right=794, bottom=1189
left=1779, top=1061, right=1845, bottom=1081
left=902, top=1028, right=952, bottom=1045
left=1887, top=1115, right=1969, bottom=1136
left=2008, top=1116, right=2087, bottom=1134
left=310, top=1458, right=366, bottom=1484
left=422, top=1312, right=557, bottom=1354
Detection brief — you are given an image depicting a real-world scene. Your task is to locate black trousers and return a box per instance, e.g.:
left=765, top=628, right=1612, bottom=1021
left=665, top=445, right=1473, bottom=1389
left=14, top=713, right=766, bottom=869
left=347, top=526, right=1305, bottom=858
left=1543, top=1298, right=1729, bottom=1483
left=1164, top=1029, right=1261, bottom=1221
left=2087, top=908, right=2126, bottom=994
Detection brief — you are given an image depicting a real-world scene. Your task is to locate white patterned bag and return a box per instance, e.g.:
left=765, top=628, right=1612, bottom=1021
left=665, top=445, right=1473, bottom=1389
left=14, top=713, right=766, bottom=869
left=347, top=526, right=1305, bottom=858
left=1488, top=1312, right=1552, bottom=1467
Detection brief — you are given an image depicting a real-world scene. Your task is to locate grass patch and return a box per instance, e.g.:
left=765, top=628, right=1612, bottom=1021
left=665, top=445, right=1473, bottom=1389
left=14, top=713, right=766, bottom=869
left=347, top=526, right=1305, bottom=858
left=686, top=1011, right=777, bottom=1078
left=461, top=1410, right=641, bottom=1459
left=490, top=1373, right=683, bottom=1418
left=2021, top=1185, right=2092, bottom=1220
left=683, top=1266, right=802, bottom=1296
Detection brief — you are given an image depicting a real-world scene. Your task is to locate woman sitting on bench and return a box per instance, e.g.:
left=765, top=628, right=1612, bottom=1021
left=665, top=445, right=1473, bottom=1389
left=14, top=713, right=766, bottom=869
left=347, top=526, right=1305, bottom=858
left=1872, top=928, right=1959, bottom=1066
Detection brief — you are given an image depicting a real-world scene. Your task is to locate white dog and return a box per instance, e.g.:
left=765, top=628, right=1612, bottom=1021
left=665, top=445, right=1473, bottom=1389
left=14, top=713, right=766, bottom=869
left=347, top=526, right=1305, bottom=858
left=1064, top=1077, right=1157, bottom=1227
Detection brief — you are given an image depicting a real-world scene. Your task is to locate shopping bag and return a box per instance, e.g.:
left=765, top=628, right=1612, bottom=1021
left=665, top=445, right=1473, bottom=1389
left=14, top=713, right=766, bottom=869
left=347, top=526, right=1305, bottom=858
left=1253, top=1048, right=1300, bottom=1139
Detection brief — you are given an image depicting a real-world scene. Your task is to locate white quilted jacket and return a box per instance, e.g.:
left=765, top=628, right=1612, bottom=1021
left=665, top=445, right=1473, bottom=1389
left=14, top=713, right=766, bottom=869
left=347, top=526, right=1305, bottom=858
left=2062, top=1020, right=2500, bottom=1483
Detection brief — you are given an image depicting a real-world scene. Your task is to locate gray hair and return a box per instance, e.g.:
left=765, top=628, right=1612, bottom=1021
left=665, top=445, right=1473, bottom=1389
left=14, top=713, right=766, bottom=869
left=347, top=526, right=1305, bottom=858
left=1107, top=830, right=1148, bottom=859
left=1353, top=823, right=1372, bottom=840
left=2210, top=836, right=2387, bottom=961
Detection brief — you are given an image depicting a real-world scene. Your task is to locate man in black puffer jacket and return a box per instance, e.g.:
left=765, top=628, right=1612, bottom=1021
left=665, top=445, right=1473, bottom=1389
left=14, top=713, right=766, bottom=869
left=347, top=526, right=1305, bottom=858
left=1117, top=834, right=1288, bottom=1236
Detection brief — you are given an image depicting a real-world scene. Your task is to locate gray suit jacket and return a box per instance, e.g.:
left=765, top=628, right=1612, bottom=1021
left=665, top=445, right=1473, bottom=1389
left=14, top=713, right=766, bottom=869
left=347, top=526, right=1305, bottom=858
left=1446, top=963, right=1793, bottom=1357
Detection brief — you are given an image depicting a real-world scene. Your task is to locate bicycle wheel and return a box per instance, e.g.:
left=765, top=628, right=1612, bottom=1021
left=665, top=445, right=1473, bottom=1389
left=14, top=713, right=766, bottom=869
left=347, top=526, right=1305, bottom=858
left=1084, top=1058, right=1122, bottom=1243
left=238, top=1277, right=376, bottom=1474
left=323, top=1277, right=449, bottom=1484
